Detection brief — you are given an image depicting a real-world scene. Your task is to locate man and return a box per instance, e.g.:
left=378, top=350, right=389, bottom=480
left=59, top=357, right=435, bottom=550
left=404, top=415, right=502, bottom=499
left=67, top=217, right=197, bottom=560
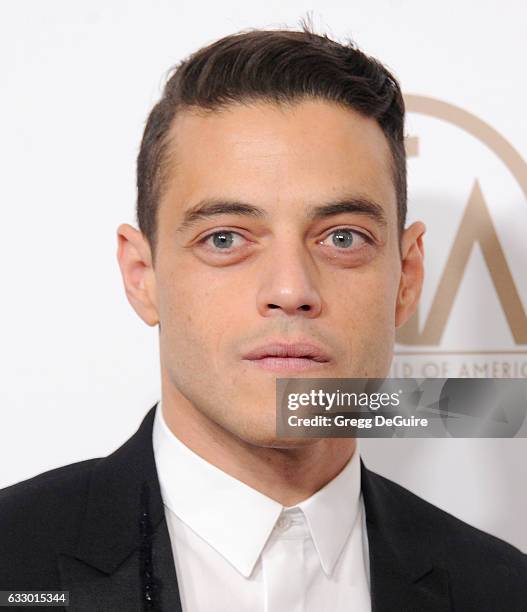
left=1, top=24, right=525, bottom=612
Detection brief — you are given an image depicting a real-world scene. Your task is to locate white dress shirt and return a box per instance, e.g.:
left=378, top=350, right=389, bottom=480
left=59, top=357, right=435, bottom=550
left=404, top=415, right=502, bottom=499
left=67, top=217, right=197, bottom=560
left=152, top=400, right=371, bottom=612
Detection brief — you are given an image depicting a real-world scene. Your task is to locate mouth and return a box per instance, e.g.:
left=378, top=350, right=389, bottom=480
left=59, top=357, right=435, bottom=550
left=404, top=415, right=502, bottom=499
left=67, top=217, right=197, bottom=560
left=242, top=341, right=332, bottom=373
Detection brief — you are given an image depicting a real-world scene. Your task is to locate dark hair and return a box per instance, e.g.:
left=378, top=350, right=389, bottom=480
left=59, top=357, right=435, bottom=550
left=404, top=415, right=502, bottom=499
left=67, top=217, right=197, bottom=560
left=136, top=23, right=406, bottom=263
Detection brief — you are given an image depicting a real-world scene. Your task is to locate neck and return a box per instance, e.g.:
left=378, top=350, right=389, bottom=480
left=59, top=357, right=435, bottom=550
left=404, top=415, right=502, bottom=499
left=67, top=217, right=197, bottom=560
left=160, top=386, right=356, bottom=507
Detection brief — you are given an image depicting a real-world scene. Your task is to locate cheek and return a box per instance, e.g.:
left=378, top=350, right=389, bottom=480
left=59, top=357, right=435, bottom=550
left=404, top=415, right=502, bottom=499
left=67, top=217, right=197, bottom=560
left=330, top=266, right=397, bottom=323
left=328, top=267, right=398, bottom=365
left=357, top=274, right=399, bottom=367
left=162, top=279, right=211, bottom=343
left=158, top=269, right=246, bottom=369
left=360, top=280, right=396, bottom=328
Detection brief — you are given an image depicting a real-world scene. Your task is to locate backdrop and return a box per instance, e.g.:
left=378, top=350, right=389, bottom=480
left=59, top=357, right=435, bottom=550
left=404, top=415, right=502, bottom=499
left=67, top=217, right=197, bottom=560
left=1, top=0, right=526, bottom=552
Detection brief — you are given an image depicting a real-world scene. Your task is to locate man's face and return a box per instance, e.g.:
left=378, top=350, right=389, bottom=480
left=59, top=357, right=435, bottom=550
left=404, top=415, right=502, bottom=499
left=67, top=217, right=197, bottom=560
left=120, top=99, right=424, bottom=447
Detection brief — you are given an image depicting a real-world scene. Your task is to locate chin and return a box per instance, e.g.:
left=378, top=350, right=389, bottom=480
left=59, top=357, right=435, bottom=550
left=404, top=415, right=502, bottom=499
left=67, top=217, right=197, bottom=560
left=220, top=407, right=320, bottom=449
left=265, top=437, right=322, bottom=450
left=238, top=430, right=321, bottom=450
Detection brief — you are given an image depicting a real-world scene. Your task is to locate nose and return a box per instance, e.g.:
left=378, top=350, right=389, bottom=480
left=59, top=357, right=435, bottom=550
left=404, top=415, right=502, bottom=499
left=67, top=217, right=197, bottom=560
left=256, top=242, right=323, bottom=318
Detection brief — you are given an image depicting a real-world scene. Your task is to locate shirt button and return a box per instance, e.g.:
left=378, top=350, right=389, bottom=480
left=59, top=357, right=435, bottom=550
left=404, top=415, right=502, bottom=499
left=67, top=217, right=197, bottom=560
left=276, top=514, right=292, bottom=531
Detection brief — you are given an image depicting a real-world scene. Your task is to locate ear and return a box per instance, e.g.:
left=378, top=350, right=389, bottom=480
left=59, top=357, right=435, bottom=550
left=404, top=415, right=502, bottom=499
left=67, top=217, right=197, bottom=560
left=116, top=223, right=159, bottom=326
left=395, top=221, right=426, bottom=328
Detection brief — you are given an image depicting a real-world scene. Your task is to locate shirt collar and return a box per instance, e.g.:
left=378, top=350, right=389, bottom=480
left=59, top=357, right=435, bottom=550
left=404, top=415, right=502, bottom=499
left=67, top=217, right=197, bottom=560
left=152, top=400, right=361, bottom=578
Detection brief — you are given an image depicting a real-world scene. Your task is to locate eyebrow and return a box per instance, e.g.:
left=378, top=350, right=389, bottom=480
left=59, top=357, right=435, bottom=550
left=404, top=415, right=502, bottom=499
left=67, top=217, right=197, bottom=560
left=176, top=195, right=388, bottom=233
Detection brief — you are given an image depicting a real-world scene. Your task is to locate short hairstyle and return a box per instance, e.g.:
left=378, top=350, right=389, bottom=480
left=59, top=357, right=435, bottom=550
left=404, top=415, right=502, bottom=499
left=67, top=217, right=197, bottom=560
left=136, top=23, right=406, bottom=263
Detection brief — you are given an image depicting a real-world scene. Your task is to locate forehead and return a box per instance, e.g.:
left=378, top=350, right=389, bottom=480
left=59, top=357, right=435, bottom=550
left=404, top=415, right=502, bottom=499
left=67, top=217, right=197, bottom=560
left=160, top=99, right=397, bottom=225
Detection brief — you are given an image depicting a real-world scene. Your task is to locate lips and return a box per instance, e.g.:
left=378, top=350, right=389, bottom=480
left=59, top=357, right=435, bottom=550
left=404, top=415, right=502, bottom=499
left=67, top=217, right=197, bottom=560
left=242, top=342, right=331, bottom=363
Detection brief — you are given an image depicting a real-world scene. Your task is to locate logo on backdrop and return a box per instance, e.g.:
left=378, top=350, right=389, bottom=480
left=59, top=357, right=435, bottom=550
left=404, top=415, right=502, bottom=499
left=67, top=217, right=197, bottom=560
left=392, top=96, right=527, bottom=378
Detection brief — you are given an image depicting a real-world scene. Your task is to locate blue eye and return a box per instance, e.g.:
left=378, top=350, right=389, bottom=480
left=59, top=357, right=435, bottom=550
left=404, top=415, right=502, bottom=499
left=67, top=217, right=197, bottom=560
left=332, top=229, right=354, bottom=248
left=321, top=228, right=369, bottom=249
left=203, top=230, right=244, bottom=250
left=199, top=227, right=370, bottom=253
left=212, top=231, right=233, bottom=249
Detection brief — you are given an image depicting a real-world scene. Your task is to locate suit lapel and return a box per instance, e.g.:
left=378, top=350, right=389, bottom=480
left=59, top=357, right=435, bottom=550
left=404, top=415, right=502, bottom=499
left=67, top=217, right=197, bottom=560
left=57, top=404, right=182, bottom=612
left=56, top=402, right=452, bottom=611
left=361, top=460, right=451, bottom=612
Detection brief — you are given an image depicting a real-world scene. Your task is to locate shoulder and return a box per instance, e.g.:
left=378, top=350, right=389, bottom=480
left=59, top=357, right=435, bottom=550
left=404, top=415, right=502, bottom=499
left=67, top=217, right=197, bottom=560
left=366, top=468, right=527, bottom=603
left=0, top=458, right=99, bottom=519
left=369, top=468, right=525, bottom=556
left=0, top=459, right=100, bottom=587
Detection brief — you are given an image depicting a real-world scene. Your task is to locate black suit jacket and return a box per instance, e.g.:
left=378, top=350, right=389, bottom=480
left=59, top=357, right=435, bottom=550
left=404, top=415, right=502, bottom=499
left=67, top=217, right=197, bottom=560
left=1, top=403, right=525, bottom=612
